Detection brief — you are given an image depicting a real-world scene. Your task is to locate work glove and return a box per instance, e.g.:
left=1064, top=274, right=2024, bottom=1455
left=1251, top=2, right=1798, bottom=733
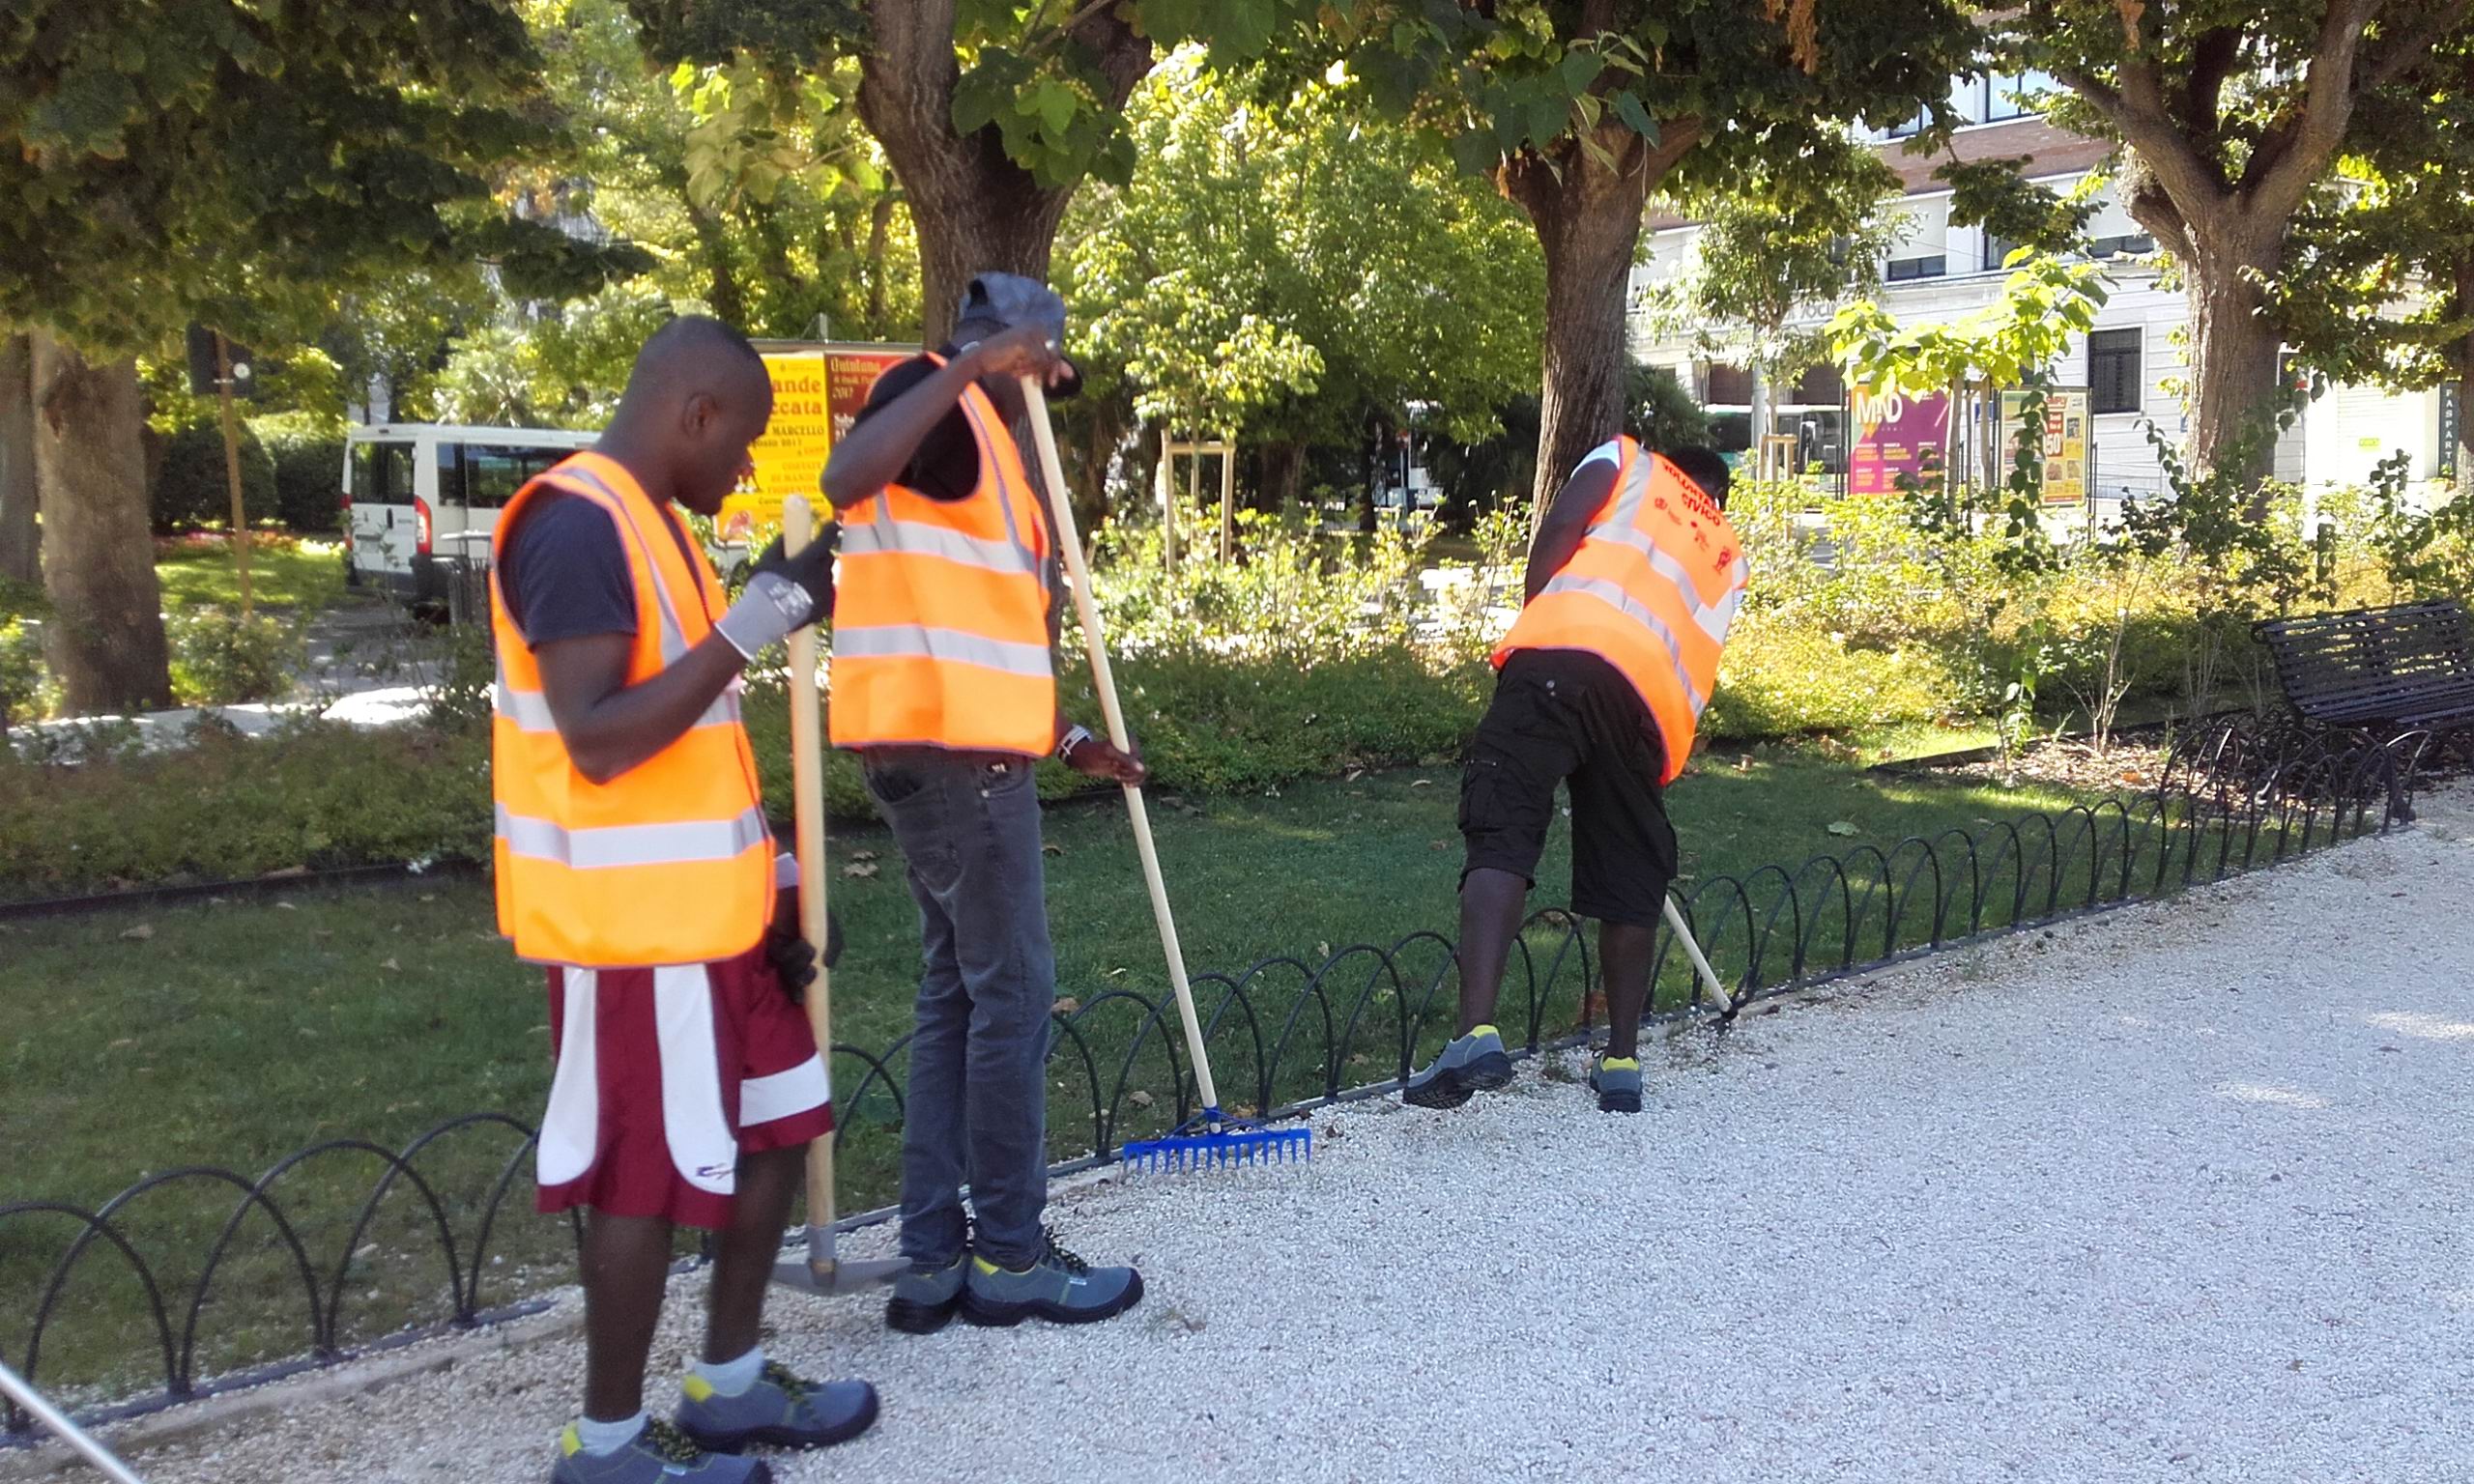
left=767, top=883, right=844, bottom=1005
left=716, top=529, right=838, bottom=660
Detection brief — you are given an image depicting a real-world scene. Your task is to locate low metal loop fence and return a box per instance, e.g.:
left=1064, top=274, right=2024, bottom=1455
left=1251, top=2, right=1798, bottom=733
left=2, top=722, right=2416, bottom=1441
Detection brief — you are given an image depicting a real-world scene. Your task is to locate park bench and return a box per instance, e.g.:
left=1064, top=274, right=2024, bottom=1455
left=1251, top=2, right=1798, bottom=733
left=2253, top=599, right=2474, bottom=737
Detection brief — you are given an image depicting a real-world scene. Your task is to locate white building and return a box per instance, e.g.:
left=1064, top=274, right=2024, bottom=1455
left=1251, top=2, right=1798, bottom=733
left=1628, top=76, right=2458, bottom=507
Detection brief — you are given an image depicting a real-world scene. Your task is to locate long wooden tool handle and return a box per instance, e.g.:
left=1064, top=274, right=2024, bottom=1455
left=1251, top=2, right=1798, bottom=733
left=0, top=1360, right=148, bottom=1484
left=784, top=496, right=840, bottom=1241
left=1019, top=378, right=1224, bottom=1117
left=1661, top=896, right=1734, bottom=1013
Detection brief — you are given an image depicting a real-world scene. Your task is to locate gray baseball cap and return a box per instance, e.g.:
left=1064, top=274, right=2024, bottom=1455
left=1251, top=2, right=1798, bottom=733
left=955, top=271, right=1081, bottom=398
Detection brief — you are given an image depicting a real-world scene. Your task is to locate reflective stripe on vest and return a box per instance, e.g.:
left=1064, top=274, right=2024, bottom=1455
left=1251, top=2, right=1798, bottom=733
left=1494, top=439, right=1747, bottom=782
left=495, top=804, right=770, bottom=870
left=489, top=451, right=772, bottom=966
left=828, top=359, right=1058, bottom=755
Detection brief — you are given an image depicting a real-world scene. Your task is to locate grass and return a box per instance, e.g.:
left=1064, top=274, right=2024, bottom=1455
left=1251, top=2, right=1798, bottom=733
left=1, top=755, right=2119, bottom=1399
left=153, top=535, right=352, bottom=614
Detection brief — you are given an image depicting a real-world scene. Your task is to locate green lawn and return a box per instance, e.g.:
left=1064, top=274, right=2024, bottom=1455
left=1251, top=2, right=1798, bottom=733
left=2, top=756, right=2114, bottom=1397
left=153, top=535, right=352, bottom=613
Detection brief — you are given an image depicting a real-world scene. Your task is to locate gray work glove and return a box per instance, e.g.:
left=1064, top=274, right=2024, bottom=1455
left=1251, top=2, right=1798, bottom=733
left=715, top=531, right=836, bottom=659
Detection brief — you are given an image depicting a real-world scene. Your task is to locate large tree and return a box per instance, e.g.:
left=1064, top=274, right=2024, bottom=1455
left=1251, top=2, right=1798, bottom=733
left=1999, top=0, right=2473, bottom=478
left=632, top=1, right=1159, bottom=346
left=2275, top=28, right=2474, bottom=494
left=0, top=0, right=633, bottom=710
left=1259, top=1, right=1972, bottom=512
left=1063, top=49, right=1545, bottom=510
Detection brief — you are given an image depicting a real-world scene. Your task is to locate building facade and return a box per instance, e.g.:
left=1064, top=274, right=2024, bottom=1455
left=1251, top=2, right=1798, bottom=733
left=1627, top=78, right=2457, bottom=508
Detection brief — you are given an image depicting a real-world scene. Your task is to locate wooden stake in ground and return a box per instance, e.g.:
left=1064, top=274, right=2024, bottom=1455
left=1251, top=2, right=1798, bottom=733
left=1219, top=438, right=1234, bottom=562
left=213, top=331, right=251, bottom=618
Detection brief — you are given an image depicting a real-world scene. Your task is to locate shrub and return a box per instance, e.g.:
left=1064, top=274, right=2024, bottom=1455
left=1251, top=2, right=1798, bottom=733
left=153, top=422, right=276, bottom=532
left=262, top=426, right=348, bottom=533
left=167, top=608, right=302, bottom=705
left=1087, top=510, right=1427, bottom=661
left=0, top=721, right=491, bottom=899
left=0, top=616, right=46, bottom=731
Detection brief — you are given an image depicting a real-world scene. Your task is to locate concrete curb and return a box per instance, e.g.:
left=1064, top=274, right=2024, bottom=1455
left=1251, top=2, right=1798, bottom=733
left=0, top=1299, right=583, bottom=1481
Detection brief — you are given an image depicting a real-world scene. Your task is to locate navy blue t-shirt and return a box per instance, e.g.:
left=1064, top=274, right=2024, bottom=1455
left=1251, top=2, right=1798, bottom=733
left=499, top=495, right=638, bottom=647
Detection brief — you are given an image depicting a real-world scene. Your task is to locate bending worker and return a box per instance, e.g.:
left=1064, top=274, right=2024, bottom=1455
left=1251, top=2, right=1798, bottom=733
left=820, top=273, right=1149, bottom=1332
left=490, top=317, right=875, bottom=1484
left=1405, top=437, right=1746, bottom=1115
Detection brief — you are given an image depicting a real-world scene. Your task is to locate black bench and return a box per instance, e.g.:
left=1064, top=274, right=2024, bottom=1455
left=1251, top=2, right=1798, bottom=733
left=2253, top=599, right=2474, bottom=734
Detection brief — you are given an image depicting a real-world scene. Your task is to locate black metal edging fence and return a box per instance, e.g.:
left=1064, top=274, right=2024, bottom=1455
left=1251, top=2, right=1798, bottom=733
left=1, top=719, right=2423, bottom=1445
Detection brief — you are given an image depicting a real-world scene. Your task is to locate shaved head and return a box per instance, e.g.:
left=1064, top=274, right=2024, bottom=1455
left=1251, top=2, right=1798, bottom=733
left=601, top=314, right=773, bottom=516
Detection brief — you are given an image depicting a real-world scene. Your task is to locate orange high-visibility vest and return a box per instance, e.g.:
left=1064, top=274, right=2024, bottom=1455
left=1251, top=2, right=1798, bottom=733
left=1495, top=439, right=1748, bottom=783
left=489, top=451, right=772, bottom=966
left=828, top=357, right=1056, bottom=756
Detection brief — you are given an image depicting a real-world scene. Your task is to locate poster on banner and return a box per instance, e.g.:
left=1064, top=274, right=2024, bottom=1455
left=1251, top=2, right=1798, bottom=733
left=715, top=342, right=920, bottom=542
left=1849, top=388, right=1951, bottom=496
left=826, top=345, right=917, bottom=442
left=1998, top=387, right=2091, bottom=506
left=719, top=350, right=830, bottom=541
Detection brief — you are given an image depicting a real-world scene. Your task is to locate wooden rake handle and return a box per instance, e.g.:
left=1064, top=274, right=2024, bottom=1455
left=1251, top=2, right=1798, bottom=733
left=1018, top=377, right=1225, bottom=1119
left=782, top=496, right=842, bottom=1240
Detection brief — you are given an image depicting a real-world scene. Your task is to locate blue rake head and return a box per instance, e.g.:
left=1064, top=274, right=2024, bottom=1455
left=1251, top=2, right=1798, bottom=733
left=1119, top=1109, right=1312, bottom=1173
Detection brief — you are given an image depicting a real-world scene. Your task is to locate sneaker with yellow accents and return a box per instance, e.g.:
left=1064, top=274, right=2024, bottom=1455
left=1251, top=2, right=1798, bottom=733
left=960, top=1227, right=1142, bottom=1327
left=675, top=1361, right=877, bottom=1454
left=550, top=1417, right=768, bottom=1484
left=1589, top=1053, right=1643, bottom=1114
left=1401, top=1025, right=1513, bottom=1109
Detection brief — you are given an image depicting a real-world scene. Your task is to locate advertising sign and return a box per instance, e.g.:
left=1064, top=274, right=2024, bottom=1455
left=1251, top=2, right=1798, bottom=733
left=1998, top=387, right=2092, bottom=507
left=717, top=342, right=919, bottom=541
left=1849, top=388, right=1951, bottom=496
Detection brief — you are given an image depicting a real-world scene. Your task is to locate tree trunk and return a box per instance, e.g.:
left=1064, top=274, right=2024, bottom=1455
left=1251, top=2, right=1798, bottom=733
left=30, top=332, right=171, bottom=713
left=1259, top=441, right=1306, bottom=512
left=683, top=198, right=748, bottom=328
left=2456, top=257, right=2474, bottom=499
left=858, top=1, right=1151, bottom=346
left=2174, top=218, right=2289, bottom=483
left=864, top=193, right=898, bottom=336
left=1502, top=121, right=1702, bottom=521
left=1747, top=364, right=1772, bottom=475
left=0, top=332, right=37, bottom=586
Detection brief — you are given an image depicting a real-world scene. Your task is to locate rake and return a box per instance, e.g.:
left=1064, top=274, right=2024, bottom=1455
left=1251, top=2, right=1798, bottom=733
left=1019, top=377, right=1310, bottom=1172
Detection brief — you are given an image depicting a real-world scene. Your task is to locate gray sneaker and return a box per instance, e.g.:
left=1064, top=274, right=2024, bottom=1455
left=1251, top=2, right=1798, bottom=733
left=1401, top=1024, right=1514, bottom=1108
left=886, top=1251, right=967, bottom=1334
left=675, top=1361, right=877, bottom=1453
left=960, top=1229, right=1143, bottom=1327
left=1588, top=1054, right=1643, bottom=1114
left=550, top=1418, right=769, bottom=1484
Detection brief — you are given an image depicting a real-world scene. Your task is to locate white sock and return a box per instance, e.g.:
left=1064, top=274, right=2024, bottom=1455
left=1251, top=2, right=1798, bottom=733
left=574, top=1412, right=647, bottom=1457
left=692, top=1345, right=766, bottom=1397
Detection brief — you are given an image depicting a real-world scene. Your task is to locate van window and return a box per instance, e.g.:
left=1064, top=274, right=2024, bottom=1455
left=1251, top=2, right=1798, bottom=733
left=351, top=442, right=415, bottom=502
left=455, top=443, right=573, bottom=508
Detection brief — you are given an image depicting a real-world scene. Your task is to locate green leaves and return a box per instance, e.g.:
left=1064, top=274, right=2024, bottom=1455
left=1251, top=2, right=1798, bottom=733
left=1612, top=90, right=1659, bottom=146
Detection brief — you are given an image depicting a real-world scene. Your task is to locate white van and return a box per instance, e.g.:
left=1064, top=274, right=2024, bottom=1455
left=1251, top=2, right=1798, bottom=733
left=344, top=424, right=599, bottom=614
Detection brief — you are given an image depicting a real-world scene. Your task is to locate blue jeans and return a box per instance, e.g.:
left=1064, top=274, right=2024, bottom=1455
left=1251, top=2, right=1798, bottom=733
left=861, top=748, right=1055, bottom=1270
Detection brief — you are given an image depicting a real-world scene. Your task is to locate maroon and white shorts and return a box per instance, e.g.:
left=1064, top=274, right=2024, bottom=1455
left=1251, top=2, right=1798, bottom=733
left=534, top=943, right=832, bottom=1230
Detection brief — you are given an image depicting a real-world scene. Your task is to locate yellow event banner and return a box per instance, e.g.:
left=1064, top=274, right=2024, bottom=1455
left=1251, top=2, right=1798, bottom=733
left=718, top=350, right=831, bottom=542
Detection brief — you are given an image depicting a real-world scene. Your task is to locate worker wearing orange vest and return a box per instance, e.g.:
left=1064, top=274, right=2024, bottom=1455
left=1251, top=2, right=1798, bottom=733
left=1404, top=439, right=1747, bottom=1117
left=820, top=273, right=1149, bottom=1333
left=489, top=318, right=877, bottom=1484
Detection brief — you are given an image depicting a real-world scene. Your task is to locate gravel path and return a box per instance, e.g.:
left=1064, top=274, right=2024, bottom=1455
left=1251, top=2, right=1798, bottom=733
left=88, top=795, right=2474, bottom=1483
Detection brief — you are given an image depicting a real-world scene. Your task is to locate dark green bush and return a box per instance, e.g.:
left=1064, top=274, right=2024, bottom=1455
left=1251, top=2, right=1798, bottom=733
left=167, top=608, right=303, bottom=705
left=266, top=431, right=348, bottom=533
left=153, top=422, right=274, bottom=532
left=0, top=722, right=491, bottom=899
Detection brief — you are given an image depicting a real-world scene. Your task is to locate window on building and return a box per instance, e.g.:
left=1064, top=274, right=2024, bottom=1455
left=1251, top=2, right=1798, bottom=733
left=1887, top=255, right=1948, bottom=282
left=1704, top=364, right=1753, bottom=405
left=2088, top=233, right=2156, bottom=260
left=1792, top=365, right=1845, bottom=405
left=2089, top=329, right=2143, bottom=414
left=1981, top=71, right=2057, bottom=121
left=1983, top=235, right=2020, bottom=271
